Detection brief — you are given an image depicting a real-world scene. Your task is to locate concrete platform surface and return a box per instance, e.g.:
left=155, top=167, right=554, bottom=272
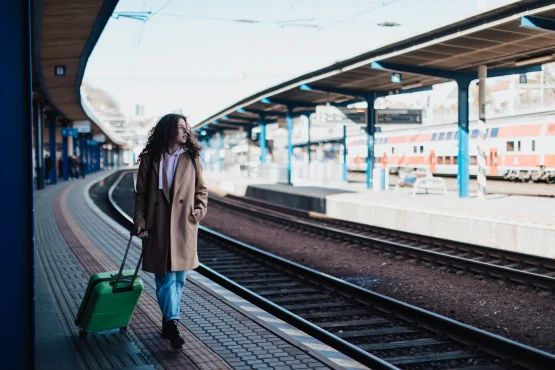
left=34, top=170, right=369, bottom=370
left=204, top=171, right=555, bottom=259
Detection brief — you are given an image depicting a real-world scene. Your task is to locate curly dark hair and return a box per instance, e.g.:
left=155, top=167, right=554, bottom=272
left=137, top=113, right=202, bottom=163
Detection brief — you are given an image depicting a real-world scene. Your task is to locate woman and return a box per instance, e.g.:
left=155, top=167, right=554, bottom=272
left=134, top=113, right=208, bottom=349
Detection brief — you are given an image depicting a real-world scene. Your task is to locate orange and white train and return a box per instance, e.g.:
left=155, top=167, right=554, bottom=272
left=346, top=111, right=555, bottom=183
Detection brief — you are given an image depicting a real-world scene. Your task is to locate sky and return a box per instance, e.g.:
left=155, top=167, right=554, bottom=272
left=84, top=0, right=517, bottom=126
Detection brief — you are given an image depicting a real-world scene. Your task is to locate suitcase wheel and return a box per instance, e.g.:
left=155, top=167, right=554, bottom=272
left=79, top=329, right=87, bottom=338
left=119, top=327, right=128, bottom=333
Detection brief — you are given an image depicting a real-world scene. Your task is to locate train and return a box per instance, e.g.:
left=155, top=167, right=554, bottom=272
left=346, top=111, right=555, bottom=183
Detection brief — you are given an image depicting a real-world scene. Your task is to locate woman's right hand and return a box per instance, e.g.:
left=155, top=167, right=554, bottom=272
left=136, top=227, right=149, bottom=239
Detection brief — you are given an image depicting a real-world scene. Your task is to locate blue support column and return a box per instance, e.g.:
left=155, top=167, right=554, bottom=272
left=457, top=80, right=471, bottom=198
left=306, top=114, right=312, bottom=164
left=114, top=147, right=119, bottom=168
left=209, top=138, right=214, bottom=171
left=48, top=114, right=57, bottom=184
left=94, top=145, right=98, bottom=172
left=343, top=125, right=348, bottom=182
left=259, top=121, right=267, bottom=164
left=104, top=147, right=108, bottom=169
left=218, top=133, right=224, bottom=172
left=87, top=142, right=92, bottom=174
left=286, top=105, right=293, bottom=184
left=62, top=130, right=69, bottom=181
left=96, top=145, right=101, bottom=171
left=34, top=100, right=45, bottom=190
left=201, top=139, right=207, bottom=168
left=365, top=92, right=377, bottom=189
left=79, top=136, right=86, bottom=177
left=73, top=135, right=78, bottom=157
left=0, top=0, right=34, bottom=367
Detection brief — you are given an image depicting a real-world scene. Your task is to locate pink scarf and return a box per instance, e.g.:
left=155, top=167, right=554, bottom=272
left=159, top=147, right=186, bottom=190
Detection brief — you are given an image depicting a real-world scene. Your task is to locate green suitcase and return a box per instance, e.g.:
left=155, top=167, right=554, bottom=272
left=75, top=233, right=144, bottom=336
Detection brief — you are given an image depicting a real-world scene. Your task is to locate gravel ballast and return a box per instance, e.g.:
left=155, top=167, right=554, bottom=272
left=201, top=202, right=555, bottom=354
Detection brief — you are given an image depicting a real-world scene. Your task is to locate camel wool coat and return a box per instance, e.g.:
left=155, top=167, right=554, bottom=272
left=134, top=152, right=208, bottom=275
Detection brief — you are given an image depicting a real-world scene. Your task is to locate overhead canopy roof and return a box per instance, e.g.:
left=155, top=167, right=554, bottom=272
left=32, top=0, right=125, bottom=145
left=195, top=0, right=555, bottom=133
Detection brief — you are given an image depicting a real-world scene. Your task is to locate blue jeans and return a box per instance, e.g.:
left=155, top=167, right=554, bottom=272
left=154, top=271, right=188, bottom=321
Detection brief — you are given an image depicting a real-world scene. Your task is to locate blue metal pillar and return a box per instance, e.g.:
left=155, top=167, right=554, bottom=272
left=201, top=139, right=207, bottom=168
left=87, top=142, right=92, bottom=174
left=209, top=138, right=214, bottom=171
left=1, top=0, right=34, bottom=367
left=114, top=147, right=119, bottom=168
left=306, top=114, right=312, bottom=164
left=62, top=130, right=69, bottom=181
left=218, top=133, right=224, bottom=172
left=104, top=147, right=108, bottom=169
left=48, top=114, right=57, bottom=184
left=343, top=125, right=348, bottom=182
left=259, top=121, right=267, bottom=164
left=79, top=136, right=86, bottom=177
left=457, top=80, right=470, bottom=198
left=96, top=145, right=101, bottom=171
left=34, top=100, right=45, bottom=190
left=96, top=146, right=99, bottom=171
left=286, top=105, right=293, bottom=184
left=73, top=135, right=78, bottom=157
left=365, top=92, right=377, bottom=189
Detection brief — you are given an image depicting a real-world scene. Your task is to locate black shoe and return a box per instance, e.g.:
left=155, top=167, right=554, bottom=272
left=161, top=320, right=171, bottom=339
left=162, top=319, right=185, bottom=349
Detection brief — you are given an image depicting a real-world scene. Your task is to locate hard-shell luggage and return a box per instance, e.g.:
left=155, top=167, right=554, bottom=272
left=75, top=233, right=144, bottom=336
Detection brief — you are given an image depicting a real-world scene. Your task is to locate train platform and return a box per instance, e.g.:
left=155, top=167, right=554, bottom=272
left=34, top=170, right=370, bottom=370
left=203, top=171, right=555, bottom=259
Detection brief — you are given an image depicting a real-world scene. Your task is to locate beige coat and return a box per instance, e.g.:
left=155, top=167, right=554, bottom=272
left=134, top=152, right=208, bottom=275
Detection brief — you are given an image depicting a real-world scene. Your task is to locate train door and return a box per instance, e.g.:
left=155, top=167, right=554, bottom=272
left=489, top=148, right=498, bottom=176
left=429, top=150, right=436, bottom=173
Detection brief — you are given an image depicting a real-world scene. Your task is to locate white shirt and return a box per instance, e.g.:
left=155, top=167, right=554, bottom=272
left=159, top=147, right=186, bottom=191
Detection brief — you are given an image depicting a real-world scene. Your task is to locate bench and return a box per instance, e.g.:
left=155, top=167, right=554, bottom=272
left=395, top=170, right=447, bottom=196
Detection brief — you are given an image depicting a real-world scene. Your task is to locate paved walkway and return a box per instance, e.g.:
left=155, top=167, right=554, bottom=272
left=35, top=171, right=367, bottom=370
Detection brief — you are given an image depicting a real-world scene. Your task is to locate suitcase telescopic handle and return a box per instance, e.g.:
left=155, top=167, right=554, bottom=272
left=113, top=231, right=146, bottom=293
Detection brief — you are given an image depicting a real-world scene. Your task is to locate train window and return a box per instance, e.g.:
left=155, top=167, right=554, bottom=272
left=517, top=141, right=521, bottom=152
left=453, top=156, right=458, bottom=164
left=446, top=132, right=452, bottom=140
left=490, top=128, right=499, bottom=137
left=413, top=146, right=417, bottom=153
left=392, top=147, right=395, bottom=154
left=432, top=133, right=437, bottom=141
left=470, top=156, right=477, bottom=165
left=507, top=141, right=514, bottom=152
left=471, top=129, right=479, bottom=138
left=420, top=146, right=424, bottom=153
left=454, top=131, right=459, bottom=140
left=532, top=140, right=536, bottom=152
left=439, top=132, right=445, bottom=140
left=438, top=156, right=444, bottom=164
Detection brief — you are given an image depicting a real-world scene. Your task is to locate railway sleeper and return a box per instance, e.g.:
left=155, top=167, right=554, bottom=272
left=358, top=338, right=447, bottom=351
left=336, top=327, right=417, bottom=339
left=384, top=350, right=473, bottom=366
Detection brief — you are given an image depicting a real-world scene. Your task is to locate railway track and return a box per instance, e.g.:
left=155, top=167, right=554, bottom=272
left=208, top=193, right=555, bottom=292
left=106, top=171, right=555, bottom=370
